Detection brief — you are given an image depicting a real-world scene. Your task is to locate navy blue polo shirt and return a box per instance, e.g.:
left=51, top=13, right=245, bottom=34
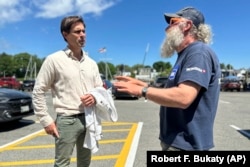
left=159, top=41, right=221, bottom=150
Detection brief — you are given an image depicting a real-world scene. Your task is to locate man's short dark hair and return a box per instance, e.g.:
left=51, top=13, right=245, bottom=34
left=60, top=16, right=86, bottom=41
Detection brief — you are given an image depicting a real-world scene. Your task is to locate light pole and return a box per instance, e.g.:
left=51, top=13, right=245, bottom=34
left=98, top=47, right=112, bottom=80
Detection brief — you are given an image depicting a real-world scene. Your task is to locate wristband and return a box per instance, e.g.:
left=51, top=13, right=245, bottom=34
left=141, top=87, right=148, bottom=98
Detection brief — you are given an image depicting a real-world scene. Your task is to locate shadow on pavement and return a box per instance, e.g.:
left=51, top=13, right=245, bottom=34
left=0, top=119, right=35, bottom=132
left=237, top=129, right=250, bottom=140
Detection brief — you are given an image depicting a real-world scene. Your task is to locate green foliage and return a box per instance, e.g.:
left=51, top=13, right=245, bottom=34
left=152, top=61, right=172, bottom=76
left=220, top=63, right=234, bottom=70
left=0, top=52, right=43, bottom=78
left=130, top=64, right=144, bottom=75
left=1, top=52, right=237, bottom=81
left=0, top=53, right=14, bottom=76
left=97, top=61, right=116, bottom=80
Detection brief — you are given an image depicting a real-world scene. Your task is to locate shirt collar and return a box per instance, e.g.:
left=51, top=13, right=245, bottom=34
left=63, top=47, right=85, bottom=61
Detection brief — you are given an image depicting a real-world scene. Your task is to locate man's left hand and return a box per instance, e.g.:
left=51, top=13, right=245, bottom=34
left=80, top=94, right=96, bottom=107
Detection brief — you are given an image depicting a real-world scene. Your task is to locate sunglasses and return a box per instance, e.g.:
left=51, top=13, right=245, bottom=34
left=169, top=18, right=186, bottom=26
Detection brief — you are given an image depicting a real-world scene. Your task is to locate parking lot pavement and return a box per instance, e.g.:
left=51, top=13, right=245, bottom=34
left=1, top=92, right=249, bottom=167
left=0, top=121, right=143, bottom=167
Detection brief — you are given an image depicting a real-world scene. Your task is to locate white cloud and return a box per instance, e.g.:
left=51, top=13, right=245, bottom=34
left=74, top=0, right=116, bottom=16
left=33, top=0, right=75, bottom=18
left=34, top=0, right=118, bottom=18
left=0, top=0, right=31, bottom=26
left=0, top=0, right=119, bottom=26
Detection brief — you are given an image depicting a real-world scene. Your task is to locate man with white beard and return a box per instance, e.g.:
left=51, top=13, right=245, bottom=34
left=114, top=7, right=221, bottom=151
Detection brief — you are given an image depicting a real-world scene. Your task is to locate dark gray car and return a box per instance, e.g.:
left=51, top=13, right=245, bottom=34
left=0, top=88, right=34, bottom=123
left=22, top=80, right=35, bottom=91
left=153, top=77, right=168, bottom=88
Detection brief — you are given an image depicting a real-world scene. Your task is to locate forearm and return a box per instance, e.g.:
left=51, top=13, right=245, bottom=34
left=32, top=88, right=54, bottom=127
left=145, top=87, right=194, bottom=109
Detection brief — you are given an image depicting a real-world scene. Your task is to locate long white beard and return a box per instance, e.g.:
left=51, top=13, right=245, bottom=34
left=160, top=26, right=184, bottom=58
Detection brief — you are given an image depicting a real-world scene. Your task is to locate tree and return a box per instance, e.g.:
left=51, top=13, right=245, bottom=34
left=97, top=61, right=116, bottom=80
left=226, top=64, right=234, bottom=70
left=153, top=61, right=166, bottom=72
left=131, top=64, right=144, bottom=75
left=152, top=61, right=172, bottom=76
left=115, top=64, right=132, bottom=75
left=220, top=63, right=226, bottom=70
left=0, top=53, right=14, bottom=77
left=0, top=52, right=44, bottom=78
left=1, top=51, right=246, bottom=81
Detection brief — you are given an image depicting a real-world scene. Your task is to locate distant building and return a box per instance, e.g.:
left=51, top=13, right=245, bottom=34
left=135, top=68, right=158, bottom=82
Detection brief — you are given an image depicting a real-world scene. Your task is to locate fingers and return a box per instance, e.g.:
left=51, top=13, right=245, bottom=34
left=80, top=94, right=95, bottom=107
left=115, top=76, right=146, bottom=87
left=115, top=76, right=131, bottom=82
left=52, top=131, right=59, bottom=138
left=44, top=123, right=59, bottom=138
left=48, top=130, right=59, bottom=138
left=113, top=81, right=125, bottom=89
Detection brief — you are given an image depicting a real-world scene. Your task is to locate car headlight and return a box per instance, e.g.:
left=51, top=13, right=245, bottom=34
left=0, top=97, right=9, bottom=103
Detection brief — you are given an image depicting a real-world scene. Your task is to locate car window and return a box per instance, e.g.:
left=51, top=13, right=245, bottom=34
left=105, top=80, right=112, bottom=88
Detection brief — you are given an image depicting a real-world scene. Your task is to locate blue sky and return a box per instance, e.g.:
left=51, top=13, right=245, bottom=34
left=0, top=0, right=250, bottom=69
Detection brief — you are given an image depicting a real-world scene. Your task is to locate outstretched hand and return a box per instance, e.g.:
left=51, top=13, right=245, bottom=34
left=113, top=76, right=147, bottom=97
left=115, top=76, right=148, bottom=87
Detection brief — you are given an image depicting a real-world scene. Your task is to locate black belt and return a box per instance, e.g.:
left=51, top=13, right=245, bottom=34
left=58, top=113, right=85, bottom=118
left=71, top=113, right=85, bottom=117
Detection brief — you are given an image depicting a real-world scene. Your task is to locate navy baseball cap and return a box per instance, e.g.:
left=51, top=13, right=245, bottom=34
left=164, top=7, right=205, bottom=27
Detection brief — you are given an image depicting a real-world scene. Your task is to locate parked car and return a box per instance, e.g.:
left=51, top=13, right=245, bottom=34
left=0, top=88, right=34, bottom=123
left=0, top=77, right=21, bottom=90
left=22, top=79, right=36, bottom=91
left=102, top=79, right=112, bottom=90
left=0, top=79, right=7, bottom=88
left=220, top=80, right=241, bottom=92
left=153, top=77, right=168, bottom=88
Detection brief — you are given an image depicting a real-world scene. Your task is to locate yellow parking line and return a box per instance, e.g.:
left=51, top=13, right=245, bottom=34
left=5, top=139, right=126, bottom=151
left=0, top=130, right=44, bottom=152
left=0, top=159, right=55, bottom=166
left=0, top=155, right=120, bottom=166
left=0, top=122, right=139, bottom=166
left=5, top=145, right=54, bottom=150
left=114, top=123, right=138, bottom=166
left=100, top=139, right=126, bottom=144
left=92, top=154, right=119, bottom=160
left=103, top=122, right=135, bottom=126
left=103, top=128, right=130, bottom=132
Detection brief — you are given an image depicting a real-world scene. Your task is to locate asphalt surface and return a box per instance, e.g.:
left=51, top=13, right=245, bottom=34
left=0, top=91, right=250, bottom=167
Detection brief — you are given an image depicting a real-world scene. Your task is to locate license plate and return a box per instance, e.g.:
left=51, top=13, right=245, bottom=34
left=21, top=105, right=29, bottom=113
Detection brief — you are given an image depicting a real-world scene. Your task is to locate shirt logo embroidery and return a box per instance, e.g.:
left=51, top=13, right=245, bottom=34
left=169, top=65, right=179, bottom=80
left=186, top=67, right=206, bottom=73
